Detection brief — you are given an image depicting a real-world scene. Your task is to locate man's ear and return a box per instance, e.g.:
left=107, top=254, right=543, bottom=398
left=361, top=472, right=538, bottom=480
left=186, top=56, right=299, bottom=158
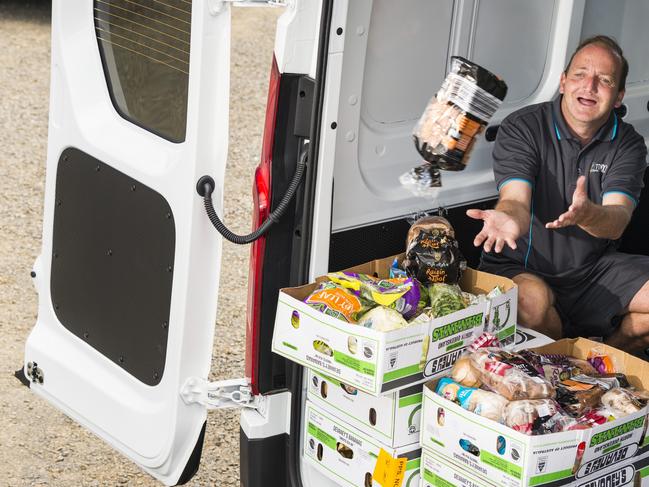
left=614, top=89, right=625, bottom=108
left=559, top=72, right=566, bottom=94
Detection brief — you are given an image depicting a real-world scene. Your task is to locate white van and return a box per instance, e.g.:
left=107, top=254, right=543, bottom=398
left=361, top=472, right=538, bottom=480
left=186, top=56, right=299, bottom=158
left=20, top=0, right=649, bottom=486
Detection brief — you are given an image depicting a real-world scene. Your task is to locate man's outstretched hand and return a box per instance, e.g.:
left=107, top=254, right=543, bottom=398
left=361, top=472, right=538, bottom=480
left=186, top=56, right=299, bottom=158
left=545, top=176, right=593, bottom=230
left=466, top=208, right=522, bottom=253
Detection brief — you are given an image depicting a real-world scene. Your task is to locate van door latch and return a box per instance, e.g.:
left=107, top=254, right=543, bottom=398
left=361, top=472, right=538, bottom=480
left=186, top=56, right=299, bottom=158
left=180, top=377, right=266, bottom=413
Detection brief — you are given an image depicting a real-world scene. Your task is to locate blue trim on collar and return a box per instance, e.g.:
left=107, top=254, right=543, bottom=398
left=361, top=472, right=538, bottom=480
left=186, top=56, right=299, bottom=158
left=554, top=121, right=562, bottom=141
left=611, top=114, right=618, bottom=141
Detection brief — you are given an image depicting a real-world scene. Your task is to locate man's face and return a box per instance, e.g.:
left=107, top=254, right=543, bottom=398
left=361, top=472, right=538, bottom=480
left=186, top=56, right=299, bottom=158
left=559, top=43, right=625, bottom=131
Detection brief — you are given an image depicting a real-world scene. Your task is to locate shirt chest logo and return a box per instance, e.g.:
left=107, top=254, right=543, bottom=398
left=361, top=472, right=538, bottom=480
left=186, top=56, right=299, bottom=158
left=589, top=163, right=608, bottom=174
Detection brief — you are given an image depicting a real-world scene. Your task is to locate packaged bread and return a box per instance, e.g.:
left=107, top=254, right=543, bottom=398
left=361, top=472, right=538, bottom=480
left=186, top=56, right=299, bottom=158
left=470, top=349, right=555, bottom=401
left=503, top=399, right=573, bottom=435
left=403, top=216, right=466, bottom=285
left=601, top=388, right=649, bottom=417
left=451, top=355, right=482, bottom=388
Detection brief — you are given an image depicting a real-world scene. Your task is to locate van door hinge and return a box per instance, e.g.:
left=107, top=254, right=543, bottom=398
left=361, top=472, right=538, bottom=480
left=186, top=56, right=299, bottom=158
left=208, top=0, right=287, bottom=14
left=180, top=377, right=266, bottom=413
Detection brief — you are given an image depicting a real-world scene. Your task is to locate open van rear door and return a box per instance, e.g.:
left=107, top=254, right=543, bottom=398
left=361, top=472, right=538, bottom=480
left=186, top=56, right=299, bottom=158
left=22, top=1, right=232, bottom=484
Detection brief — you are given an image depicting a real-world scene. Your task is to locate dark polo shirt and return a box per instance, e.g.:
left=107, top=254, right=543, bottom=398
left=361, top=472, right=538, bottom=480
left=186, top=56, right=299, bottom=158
left=488, top=96, right=647, bottom=279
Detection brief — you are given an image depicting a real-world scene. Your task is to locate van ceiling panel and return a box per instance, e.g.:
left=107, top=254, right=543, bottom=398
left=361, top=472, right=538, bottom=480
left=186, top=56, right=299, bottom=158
left=330, top=0, right=566, bottom=232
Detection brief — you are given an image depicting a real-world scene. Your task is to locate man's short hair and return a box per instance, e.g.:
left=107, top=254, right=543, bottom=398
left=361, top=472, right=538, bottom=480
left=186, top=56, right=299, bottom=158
left=565, top=35, right=629, bottom=91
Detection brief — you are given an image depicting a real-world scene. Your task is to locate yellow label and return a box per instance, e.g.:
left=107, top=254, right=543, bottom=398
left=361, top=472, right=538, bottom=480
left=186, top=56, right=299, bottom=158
left=373, top=448, right=407, bottom=487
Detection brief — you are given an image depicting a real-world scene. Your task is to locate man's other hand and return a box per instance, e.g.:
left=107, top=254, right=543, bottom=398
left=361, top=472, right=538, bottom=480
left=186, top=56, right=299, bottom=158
left=545, top=176, right=594, bottom=230
left=466, top=209, right=522, bottom=253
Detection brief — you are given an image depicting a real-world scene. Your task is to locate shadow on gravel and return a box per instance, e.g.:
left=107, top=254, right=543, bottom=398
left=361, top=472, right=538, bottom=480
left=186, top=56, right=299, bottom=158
left=0, top=0, right=51, bottom=24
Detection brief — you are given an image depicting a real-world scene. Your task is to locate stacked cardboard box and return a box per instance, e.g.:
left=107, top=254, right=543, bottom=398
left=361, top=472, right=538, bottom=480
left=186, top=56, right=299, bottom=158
left=272, top=254, right=518, bottom=395
left=303, top=401, right=422, bottom=487
left=272, top=254, right=518, bottom=486
left=419, top=338, right=649, bottom=487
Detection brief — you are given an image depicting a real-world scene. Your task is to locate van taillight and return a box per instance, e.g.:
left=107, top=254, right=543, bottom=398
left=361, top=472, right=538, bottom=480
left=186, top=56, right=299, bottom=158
left=246, top=56, right=280, bottom=395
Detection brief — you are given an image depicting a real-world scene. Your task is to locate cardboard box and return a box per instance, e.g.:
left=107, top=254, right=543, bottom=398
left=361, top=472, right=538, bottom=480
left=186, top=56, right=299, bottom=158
left=421, top=338, right=649, bottom=487
left=420, top=448, right=498, bottom=487
left=512, top=326, right=553, bottom=352
left=272, top=254, right=516, bottom=395
left=307, top=370, right=422, bottom=448
left=303, top=400, right=421, bottom=487
left=478, top=270, right=518, bottom=347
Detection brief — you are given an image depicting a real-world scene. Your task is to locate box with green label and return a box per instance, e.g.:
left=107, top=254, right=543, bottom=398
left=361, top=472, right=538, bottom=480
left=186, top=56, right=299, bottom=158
left=421, top=338, right=649, bottom=487
left=420, top=448, right=498, bottom=487
left=272, top=254, right=516, bottom=395
left=303, top=400, right=421, bottom=487
left=307, top=370, right=422, bottom=448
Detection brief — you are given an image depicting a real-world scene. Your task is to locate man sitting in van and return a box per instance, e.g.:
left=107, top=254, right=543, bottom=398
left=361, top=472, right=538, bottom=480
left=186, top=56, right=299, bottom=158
left=467, top=35, right=649, bottom=354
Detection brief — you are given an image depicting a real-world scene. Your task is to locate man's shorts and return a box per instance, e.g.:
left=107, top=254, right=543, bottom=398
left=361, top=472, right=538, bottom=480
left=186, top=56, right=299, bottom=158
left=480, top=251, right=649, bottom=338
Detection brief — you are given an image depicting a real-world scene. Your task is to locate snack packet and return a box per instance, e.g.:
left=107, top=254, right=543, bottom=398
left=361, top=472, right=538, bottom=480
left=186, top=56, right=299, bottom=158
left=587, top=347, right=617, bottom=374
left=555, top=378, right=607, bottom=417
left=304, top=282, right=373, bottom=322
left=327, top=272, right=426, bottom=319
left=519, top=351, right=598, bottom=386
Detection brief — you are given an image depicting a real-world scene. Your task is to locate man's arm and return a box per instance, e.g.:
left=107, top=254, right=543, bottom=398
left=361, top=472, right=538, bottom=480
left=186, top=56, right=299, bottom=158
left=467, top=180, right=532, bottom=252
left=545, top=176, right=633, bottom=239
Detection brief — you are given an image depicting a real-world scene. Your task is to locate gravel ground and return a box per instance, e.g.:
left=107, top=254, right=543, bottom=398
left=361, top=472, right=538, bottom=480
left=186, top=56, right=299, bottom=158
left=0, top=2, right=282, bottom=485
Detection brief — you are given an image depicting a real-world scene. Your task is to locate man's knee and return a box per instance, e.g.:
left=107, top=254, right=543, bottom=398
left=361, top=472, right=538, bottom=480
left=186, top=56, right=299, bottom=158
left=628, top=281, right=649, bottom=314
left=619, top=312, right=649, bottom=340
left=514, top=274, right=554, bottom=327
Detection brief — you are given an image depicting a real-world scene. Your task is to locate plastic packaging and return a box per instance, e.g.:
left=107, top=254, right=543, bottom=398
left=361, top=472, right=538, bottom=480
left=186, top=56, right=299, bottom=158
left=402, top=216, right=466, bottom=285
left=470, top=349, right=556, bottom=401
left=519, top=351, right=599, bottom=386
left=503, top=399, right=574, bottom=435
left=555, top=378, right=607, bottom=417
left=600, top=387, right=649, bottom=417
left=436, top=378, right=508, bottom=422
left=428, top=283, right=466, bottom=317
left=587, top=347, right=617, bottom=374
left=451, top=355, right=482, bottom=388
left=401, top=56, right=507, bottom=195
left=304, top=281, right=373, bottom=322
left=327, top=272, right=426, bottom=319
left=356, top=306, right=409, bottom=332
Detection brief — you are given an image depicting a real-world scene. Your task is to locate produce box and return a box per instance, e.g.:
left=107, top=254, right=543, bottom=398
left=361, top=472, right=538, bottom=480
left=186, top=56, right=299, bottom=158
left=479, top=270, right=518, bottom=346
left=303, top=400, right=421, bottom=487
left=420, top=448, right=498, bottom=487
left=512, top=326, right=553, bottom=352
left=307, top=370, right=422, bottom=448
left=272, top=254, right=516, bottom=395
left=421, top=338, right=649, bottom=487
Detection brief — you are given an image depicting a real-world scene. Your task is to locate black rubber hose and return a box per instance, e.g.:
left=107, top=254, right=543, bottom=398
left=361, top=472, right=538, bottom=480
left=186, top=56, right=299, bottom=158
left=200, top=152, right=307, bottom=244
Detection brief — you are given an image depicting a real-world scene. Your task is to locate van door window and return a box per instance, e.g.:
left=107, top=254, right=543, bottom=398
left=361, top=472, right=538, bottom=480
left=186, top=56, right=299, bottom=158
left=94, top=0, right=192, bottom=142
